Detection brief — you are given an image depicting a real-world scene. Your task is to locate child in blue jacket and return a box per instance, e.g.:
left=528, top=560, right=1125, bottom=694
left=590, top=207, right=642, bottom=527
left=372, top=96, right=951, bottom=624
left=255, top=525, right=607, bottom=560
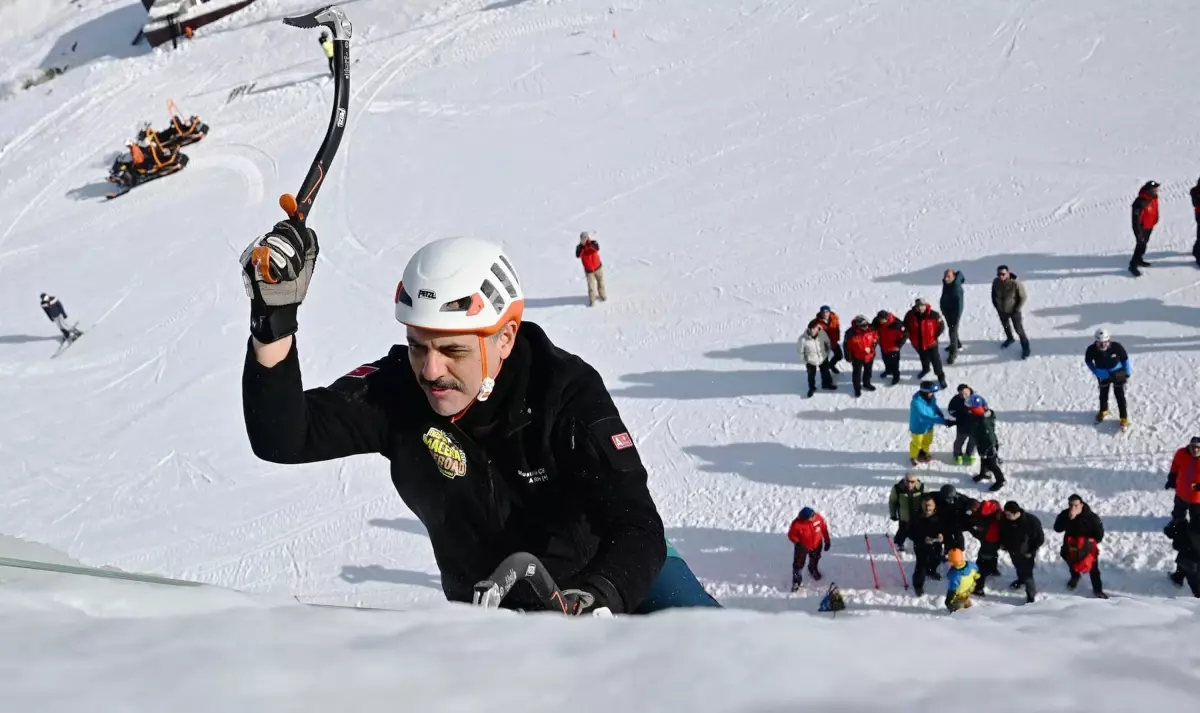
left=945, top=548, right=980, bottom=612
left=909, top=380, right=948, bottom=466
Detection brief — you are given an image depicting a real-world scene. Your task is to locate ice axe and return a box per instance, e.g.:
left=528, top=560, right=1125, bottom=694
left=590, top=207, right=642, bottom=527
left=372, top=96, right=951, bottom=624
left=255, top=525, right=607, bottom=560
left=278, top=5, right=352, bottom=229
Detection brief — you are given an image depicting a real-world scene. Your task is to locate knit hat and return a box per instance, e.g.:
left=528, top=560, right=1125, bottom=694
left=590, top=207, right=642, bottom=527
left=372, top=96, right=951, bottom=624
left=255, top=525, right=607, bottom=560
left=799, top=506, right=814, bottom=519
left=1003, top=501, right=1021, bottom=514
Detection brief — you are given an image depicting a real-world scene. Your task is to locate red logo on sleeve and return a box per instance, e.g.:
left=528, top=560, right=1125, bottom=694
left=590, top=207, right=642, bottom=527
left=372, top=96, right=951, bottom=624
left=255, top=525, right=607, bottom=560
left=610, top=432, right=634, bottom=450
left=345, top=365, right=378, bottom=378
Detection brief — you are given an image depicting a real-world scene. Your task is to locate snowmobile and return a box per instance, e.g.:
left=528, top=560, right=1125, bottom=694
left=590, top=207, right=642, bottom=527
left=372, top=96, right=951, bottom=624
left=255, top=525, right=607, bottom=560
left=136, top=113, right=208, bottom=150
left=106, top=140, right=189, bottom=199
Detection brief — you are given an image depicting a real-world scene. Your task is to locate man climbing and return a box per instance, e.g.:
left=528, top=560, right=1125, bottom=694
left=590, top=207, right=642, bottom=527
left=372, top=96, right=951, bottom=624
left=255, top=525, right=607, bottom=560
left=239, top=224, right=719, bottom=616
left=39, top=293, right=82, bottom=342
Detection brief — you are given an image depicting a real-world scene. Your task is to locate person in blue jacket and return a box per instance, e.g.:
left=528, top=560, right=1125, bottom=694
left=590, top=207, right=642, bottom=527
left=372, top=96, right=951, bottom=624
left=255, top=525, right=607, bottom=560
left=945, top=547, right=980, bottom=611
left=1084, top=328, right=1131, bottom=429
left=40, top=293, right=82, bottom=341
left=909, top=380, right=949, bottom=466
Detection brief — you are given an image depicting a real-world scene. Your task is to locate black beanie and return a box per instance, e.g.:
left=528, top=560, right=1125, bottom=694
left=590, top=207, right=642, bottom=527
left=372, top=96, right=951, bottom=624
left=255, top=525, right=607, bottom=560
left=1003, top=501, right=1021, bottom=514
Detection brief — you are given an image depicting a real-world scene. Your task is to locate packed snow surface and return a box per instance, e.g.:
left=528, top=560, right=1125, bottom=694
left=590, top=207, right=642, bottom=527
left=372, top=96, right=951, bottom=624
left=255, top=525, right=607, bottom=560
left=2, top=0, right=1200, bottom=709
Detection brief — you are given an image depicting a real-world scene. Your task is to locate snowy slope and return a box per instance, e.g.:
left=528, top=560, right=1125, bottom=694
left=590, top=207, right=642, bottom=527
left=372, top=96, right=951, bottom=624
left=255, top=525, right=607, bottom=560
left=2, top=0, right=1200, bottom=643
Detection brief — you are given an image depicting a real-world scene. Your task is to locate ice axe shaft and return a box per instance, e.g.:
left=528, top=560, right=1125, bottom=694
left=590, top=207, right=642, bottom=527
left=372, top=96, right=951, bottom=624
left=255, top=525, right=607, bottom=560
left=278, top=5, right=353, bottom=227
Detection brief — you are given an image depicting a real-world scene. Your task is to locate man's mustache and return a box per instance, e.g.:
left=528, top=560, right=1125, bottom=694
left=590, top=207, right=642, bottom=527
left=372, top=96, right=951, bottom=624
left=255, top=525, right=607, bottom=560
left=421, top=377, right=463, bottom=392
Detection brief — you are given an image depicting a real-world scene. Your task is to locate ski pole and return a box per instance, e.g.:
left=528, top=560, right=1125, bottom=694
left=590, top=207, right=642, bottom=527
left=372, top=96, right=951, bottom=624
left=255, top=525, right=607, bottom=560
left=864, top=534, right=880, bottom=589
left=886, top=534, right=909, bottom=590
left=278, top=5, right=353, bottom=228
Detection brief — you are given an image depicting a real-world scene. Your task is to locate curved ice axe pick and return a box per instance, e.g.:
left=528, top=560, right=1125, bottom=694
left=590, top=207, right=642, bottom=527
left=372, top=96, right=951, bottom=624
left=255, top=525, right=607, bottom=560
left=278, top=5, right=352, bottom=228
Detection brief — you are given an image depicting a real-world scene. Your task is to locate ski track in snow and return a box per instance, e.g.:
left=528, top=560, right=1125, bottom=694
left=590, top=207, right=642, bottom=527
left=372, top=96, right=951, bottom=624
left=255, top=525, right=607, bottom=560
left=0, top=0, right=1198, bottom=623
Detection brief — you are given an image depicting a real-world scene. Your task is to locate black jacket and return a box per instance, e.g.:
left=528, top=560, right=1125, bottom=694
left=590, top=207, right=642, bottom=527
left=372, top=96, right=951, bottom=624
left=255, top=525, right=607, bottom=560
left=242, top=321, right=666, bottom=613
left=999, top=508, right=1044, bottom=557
left=939, top=271, right=964, bottom=324
left=971, top=409, right=1000, bottom=458
left=1053, top=502, right=1104, bottom=551
left=41, top=297, right=66, bottom=321
left=908, top=509, right=949, bottom=552
left=1191, top=185, right=1200, bottom=223
left=946, top=394, right=974, bottom=433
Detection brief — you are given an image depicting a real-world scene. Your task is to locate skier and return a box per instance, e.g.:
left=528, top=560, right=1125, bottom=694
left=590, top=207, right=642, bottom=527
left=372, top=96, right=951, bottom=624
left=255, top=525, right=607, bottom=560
left=797, top=319, right=835, bottom=397
left=1053, top=494, right=1108, bottom=599
left=903, top=298, right=947, bottom=389
left=1165, top=436, right=1200, bottom=522
left=888, top=471, right=924, bottom=551
left=239, top=228, right=718, bottom=616
left=319, top=31, right=334, bottom=76
left=873, top=310, right=906, bottom=385
left=908, top=380, right=948, bottom=466
left=842, top=314, right=878, bottom=397
left=39, top=293, right=82, bottom=341
left=1164, top=518, right=1200, bottom=597
left=910, top=495, right=947, bottom=595
left=1084, top=328, right=1130, bottom=429
left=965, top=394, right=1005, bottom=491
left=815, top=306, right=843, bottom=373
left=939, top=269, right=965, bottom=364
left=575, top=231, right=606, bottom=307
left=944, top=548, right=980, bottom=612
left=787, top=506, right=831, bottom=590
left=1190, top=177, right=1200, bottom=267
left=946, top=383, right=977, bottom=466
left=990, top=265, right=1030, bottom=358
left=1129, top=180, right=1159, bottom=277
left=999, top=501, right=1043, bottom=604
left=967, top=499, right=1002, bottom=593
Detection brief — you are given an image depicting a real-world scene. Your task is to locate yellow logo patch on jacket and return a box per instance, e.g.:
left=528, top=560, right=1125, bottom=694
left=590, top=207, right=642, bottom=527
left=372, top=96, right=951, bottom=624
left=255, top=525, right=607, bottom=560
left=423, top=427, right=467, bottom=479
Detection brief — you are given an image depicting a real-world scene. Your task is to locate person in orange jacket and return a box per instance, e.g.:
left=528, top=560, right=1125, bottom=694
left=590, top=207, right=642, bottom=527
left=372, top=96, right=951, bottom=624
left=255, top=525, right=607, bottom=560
left=842, top=315, right=878, bottom=397
left=787, top=506, right=832, bottom=590
left=1130, top=180, right=1159, bottom=277
left=873, top=310, right=906, bottom=385
left=815, top=306, right=842, bottom=373
left=1166, top=436, right=1200, bottom=522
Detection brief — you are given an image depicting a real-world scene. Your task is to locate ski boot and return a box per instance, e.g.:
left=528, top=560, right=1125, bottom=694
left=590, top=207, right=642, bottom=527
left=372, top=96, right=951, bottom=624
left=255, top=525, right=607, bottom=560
left=1001, top=337, right=1015, bottom=348
left=1095, top=409, right=1108, bottom=423
left=988, top=481, right=1005, bottom=492
left=862, top=383, right=876, bottom=392
left=965, top=455, right=976, bottom=466
left=954, top=455, right=963, bottom=465
left=808, top=567, right=823, bottom=582
left=1120, top=417, right=1129, bottom=431
left=917, top=451, right=933, bottom=464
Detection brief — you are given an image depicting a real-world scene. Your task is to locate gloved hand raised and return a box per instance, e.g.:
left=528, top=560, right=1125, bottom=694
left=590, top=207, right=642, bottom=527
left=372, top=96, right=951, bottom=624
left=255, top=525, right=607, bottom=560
left=239, top=219, right=318, bottom=344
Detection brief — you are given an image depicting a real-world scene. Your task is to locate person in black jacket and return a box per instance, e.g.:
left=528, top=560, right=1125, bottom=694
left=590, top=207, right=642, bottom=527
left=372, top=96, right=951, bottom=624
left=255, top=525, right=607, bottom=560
left=946, top=384, right=977, bottom=466
left=39, top=293, right=82, bottom=341
left=1164, top=518, right=1200, bottom=597
left=1053, top=494, right=1108, bottom=599
left=933, top=484, right=976, bottom=551
left=940, top=269, right=965, bottom=364
left=909, top=495, right=947, bottom=595
left=999, top=501, right=1043, bottom=604
left=1085, top=328, right=1131, bottom=429
left=1190, top=177, right=1200, bottom=267
left=238, top=228, right=718, bottom=616
left=888, top=472, right=924, bottom=551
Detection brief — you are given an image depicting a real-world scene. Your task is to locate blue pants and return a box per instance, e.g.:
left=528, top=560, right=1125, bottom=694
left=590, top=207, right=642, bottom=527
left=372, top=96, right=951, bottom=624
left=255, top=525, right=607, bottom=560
left=632, top=555, right=722, bottom=614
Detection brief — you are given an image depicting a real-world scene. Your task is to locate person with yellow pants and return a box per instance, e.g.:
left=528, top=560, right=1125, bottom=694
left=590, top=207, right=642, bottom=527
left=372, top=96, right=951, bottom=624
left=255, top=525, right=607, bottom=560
left=909, top=380, right=948, bottom=466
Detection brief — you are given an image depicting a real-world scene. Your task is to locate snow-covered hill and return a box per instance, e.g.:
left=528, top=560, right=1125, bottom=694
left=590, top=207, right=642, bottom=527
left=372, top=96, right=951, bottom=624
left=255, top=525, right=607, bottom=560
left=3, top=0, right=1200, bottom=707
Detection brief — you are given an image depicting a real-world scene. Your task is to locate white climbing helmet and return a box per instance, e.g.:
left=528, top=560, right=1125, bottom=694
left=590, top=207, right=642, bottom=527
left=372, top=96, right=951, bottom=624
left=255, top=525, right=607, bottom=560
left=1094, top=328, right=1110, bottom=343
left=394, top=237, right=525, bottom=336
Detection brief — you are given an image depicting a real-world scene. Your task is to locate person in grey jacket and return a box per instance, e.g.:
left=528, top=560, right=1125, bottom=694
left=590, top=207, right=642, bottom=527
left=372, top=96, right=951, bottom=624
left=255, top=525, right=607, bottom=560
left=939, top=269, right=965, bottom=364
left=990, top=265, right=1030, bottom=359
left=797, top=319, right=834, bottom=397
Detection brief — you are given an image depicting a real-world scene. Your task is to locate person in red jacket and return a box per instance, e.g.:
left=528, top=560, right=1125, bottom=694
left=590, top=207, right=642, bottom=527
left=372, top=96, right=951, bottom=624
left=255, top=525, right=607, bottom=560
left=968, top=500, right=1003, bottom=593
left=873, top=310, right=906, bottom=386
left=575, top=231, right=607, bottom=306
left=815, top=306, right=842, bottom=373
left=788, top=506, right=832, bottom=590
left=842, top=315, right=878, bottom=397
left=1166, top=436, right=1200, bottom=522
left=903, top=298, right=947, bottom=390
left=1130, top=180, right=1159, bottom=277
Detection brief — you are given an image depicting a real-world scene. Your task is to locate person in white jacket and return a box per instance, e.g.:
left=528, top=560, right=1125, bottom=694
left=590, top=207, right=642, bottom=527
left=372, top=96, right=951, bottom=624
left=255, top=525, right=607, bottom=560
left=798, top=319, right=835, bottom=397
